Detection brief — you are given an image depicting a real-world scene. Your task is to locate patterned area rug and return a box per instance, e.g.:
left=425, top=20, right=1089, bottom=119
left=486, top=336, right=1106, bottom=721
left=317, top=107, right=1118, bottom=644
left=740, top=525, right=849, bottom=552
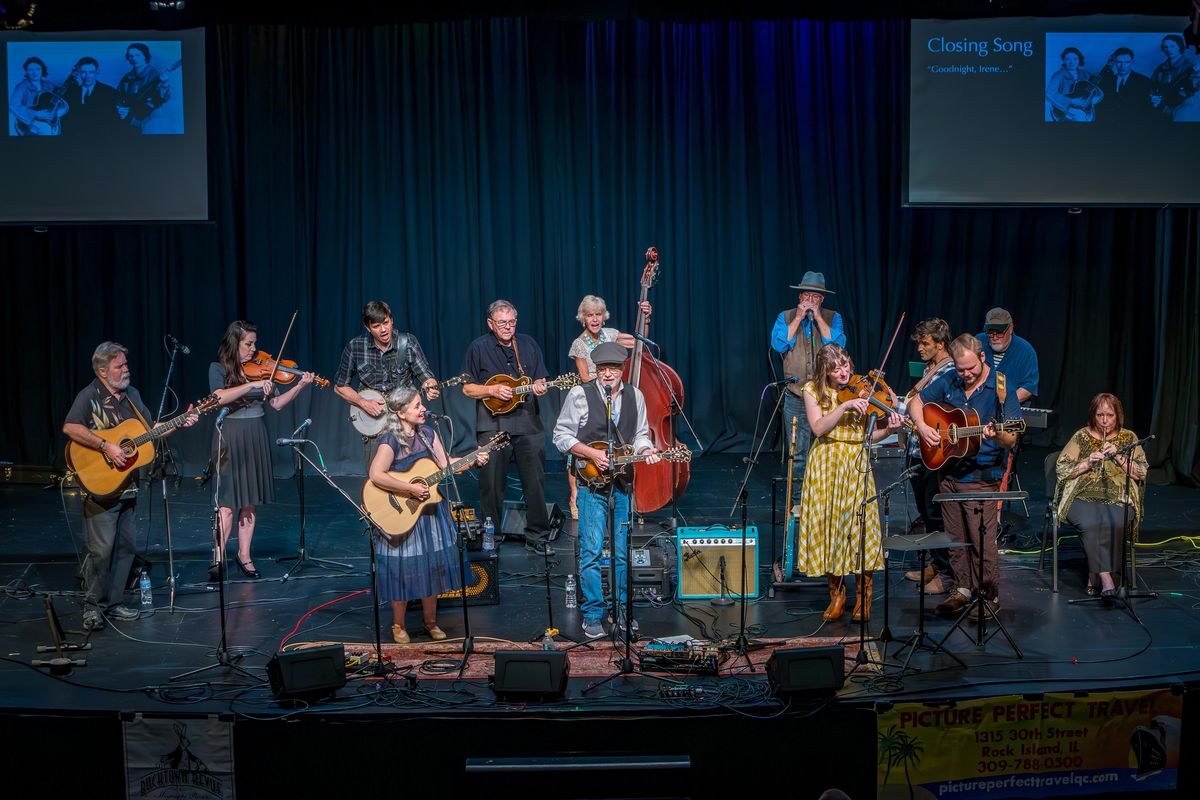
left=286, top=635, right=879, bottom=680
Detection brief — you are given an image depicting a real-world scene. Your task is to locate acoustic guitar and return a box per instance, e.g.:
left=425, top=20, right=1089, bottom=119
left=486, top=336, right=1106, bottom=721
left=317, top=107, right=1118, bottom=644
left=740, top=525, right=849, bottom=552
left=481, top=372, right=581, bottom=415
left=66, top=394, right=219, bottom=498
left=362, top=432, right=511, bottom=543
left=571, top=441, right=692, bottom=490
left=348, top=373, right=470, bottom=437
left=909, top=402, right=1027, bottom=470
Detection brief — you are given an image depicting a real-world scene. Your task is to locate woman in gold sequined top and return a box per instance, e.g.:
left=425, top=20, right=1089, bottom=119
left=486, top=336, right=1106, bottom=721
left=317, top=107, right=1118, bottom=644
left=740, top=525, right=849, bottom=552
left=1055, top=393, right=1147, bottom=597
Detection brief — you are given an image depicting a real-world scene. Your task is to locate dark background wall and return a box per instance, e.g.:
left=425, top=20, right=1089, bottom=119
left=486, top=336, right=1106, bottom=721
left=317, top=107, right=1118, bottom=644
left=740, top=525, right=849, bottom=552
left=2, top=15, right=1197, bottom=482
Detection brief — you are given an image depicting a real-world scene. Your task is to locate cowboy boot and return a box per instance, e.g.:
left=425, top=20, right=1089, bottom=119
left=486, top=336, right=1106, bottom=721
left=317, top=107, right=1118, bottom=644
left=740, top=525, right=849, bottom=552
left=823, top=575, right=847, bottom=620
left=852, top=573, right=874, bottom=622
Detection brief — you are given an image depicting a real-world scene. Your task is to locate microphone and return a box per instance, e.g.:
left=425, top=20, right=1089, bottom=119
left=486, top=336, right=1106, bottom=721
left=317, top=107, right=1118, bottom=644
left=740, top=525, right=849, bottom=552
left=275, top=437, right=309, bottom=446
left=166, top=333, right=190, bottom=355
left=772, top=376, right=802, bottom=386
left=632, top=330, right=660, bottom=351
left=215, top=406, right=230, bottom=426
left=805, top=308, right=814, bottom=323
left=424, top=411, right=447, bottom=422
left=291, top=418, right=312, bottom=437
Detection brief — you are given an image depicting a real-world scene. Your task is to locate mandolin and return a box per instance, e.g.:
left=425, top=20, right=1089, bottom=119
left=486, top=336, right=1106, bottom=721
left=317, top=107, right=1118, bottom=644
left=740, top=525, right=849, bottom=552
left=66, top=394, right=220, bottom=498
left=481, top=372, right=581, bottom=415
left=362, top=432, right=511, bottom=543
left=571, top=441, right=692, bottom=490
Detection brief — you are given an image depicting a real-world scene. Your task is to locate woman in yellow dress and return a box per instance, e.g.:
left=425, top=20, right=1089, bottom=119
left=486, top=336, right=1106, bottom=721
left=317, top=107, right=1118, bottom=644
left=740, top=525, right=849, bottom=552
left=795, top=344, right=902, bottom=621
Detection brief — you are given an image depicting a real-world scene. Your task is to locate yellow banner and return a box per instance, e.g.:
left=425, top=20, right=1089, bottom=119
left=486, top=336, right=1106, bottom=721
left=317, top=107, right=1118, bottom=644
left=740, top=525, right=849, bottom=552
left=877, top=688, right=1182, bottom=799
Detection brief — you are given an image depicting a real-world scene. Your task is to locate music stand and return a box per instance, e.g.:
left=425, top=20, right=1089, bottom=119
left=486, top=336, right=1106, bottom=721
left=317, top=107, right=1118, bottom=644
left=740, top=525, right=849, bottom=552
left=886, top=531, right=969, bottom=673
left=931, top=490, right=1027, bottom=659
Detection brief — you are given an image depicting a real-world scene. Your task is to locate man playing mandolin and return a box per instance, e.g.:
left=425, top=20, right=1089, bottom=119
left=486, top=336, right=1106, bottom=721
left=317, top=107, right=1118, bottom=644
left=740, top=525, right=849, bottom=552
left=552, top=341, right=659, bottom=639
left=63, top=342, right=198, bottom=631
left=461, top=300, right=554, bottom=555
left=907, top=334, right=1021, bottom=620
left=335, top=300, right=441, bottom=465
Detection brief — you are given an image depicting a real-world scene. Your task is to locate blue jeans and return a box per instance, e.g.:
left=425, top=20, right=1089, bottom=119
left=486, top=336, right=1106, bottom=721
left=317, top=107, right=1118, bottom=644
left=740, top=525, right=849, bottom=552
left=782, top=391, right=813, bottom=482
left=577, top=485, right=629, bottom=624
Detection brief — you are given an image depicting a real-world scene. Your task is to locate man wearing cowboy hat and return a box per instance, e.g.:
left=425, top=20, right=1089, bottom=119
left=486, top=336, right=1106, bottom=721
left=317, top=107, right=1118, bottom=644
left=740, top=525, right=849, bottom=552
left=770, top=270, right=846, bottom=480
left=552, top=341, right=660, bottom=640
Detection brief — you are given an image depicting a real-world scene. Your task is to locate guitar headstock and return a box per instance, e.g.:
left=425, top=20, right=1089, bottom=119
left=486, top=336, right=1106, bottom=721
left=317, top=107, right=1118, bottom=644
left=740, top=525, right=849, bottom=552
left=195, top=394, right=221, bottom=415
left=551, top=373, right=583, bottom=390
left=641, top=246, right=661, bottom=289
left=487, top=432, right=512, bottom=451
left=1001, top=419, right=1028, bottom=435
left=441, top=372, right=471, bottom=389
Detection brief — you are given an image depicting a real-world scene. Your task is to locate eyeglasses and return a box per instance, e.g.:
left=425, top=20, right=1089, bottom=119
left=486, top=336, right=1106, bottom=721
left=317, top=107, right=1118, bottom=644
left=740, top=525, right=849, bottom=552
left=491, top=318, right=518, bottom=328
left=596, top=365, right=623, bottom=375
left=985, top=327, right=1011, bottom=338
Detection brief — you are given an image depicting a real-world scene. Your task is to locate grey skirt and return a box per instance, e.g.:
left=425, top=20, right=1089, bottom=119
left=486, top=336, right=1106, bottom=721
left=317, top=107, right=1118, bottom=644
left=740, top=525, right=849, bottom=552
left=211, top=416, right=275, bottom=510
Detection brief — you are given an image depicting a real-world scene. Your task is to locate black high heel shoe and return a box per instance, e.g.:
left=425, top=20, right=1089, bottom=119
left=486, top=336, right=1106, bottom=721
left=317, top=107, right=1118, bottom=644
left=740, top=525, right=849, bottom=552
left=236, top=558, right=261, bottom=579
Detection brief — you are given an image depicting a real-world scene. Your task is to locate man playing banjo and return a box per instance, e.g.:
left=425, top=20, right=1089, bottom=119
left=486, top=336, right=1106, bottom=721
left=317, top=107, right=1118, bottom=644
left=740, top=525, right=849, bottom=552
left=335, top=300, right=441, bottom=465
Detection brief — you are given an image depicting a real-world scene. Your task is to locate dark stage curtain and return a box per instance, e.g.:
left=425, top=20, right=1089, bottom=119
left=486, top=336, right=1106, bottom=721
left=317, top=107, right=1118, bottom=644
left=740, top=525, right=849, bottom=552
left=2, top=18, right=1198, bottom=484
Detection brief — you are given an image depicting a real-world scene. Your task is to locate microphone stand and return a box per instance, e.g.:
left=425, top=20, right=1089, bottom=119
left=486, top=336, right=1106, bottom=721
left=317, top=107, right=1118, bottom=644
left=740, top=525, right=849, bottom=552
left=147, top=335, right=183, bottom=612
left=417, top=420, right=480, bottom=677
left=1069, top=434, right=1157, bottom=623
left=171, top=415, right=257, bottom=683
left=636, top=341, right=704, bottom=528
left=293, top=443, right=390, bottom=676
left=277, top=424, right=352, bottom=578
left=584, top=381, right=683, bottom=693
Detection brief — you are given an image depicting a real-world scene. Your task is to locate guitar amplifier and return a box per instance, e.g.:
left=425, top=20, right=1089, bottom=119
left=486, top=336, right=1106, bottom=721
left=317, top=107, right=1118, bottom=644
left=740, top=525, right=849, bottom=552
left=408, top=550, right=499, bottom=607
left=676, top=526, right=759, bottom=600
left=598, top=546, right=672, bottom=602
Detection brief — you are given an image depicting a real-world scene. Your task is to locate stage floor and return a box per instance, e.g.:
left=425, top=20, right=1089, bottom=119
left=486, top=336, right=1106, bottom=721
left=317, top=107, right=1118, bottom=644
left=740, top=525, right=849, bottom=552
left=2, top=449, right=1199, bottom=713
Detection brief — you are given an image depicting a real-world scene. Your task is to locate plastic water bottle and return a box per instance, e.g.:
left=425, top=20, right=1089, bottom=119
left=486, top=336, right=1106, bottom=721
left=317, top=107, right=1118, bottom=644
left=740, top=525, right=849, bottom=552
left=542, top=629, right=555, bottom=650
left=138, top=569, right=153, bottom=609
left=482, top=516, right=496, bottom=551
left=564, top=573, right=578, bottom=609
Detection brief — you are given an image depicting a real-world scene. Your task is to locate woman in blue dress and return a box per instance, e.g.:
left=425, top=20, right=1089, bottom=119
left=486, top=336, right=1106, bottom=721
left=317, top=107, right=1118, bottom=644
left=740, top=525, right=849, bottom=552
left=368, top=386, right=489, bottom=644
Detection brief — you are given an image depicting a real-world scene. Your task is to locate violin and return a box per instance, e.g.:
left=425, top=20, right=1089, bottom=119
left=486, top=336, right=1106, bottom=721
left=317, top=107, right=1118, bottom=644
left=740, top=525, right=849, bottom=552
left=242, top=351, right=330, bottom=388
left=836, top=369, right=898, bottom=422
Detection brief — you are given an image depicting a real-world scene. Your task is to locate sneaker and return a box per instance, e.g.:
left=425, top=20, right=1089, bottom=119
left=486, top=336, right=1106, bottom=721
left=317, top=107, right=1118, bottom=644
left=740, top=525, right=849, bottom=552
left=107, top=605, right=140, bottom=621
left=582, top=620, right=606, bottom=639
left=82, top=609, right=106, bottom=631
left=934, top=592, right=971, bottom=619
left=525, top=541, right=556, bottom=557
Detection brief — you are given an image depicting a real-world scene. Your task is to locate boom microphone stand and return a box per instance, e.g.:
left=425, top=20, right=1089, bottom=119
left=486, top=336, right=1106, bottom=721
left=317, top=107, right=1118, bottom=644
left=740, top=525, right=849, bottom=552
left=416, top=418, right=480, bottom=677
left=1069, top=434, right=1157, bottom=623
left=277, top=420, right=352, bottom=578
left=148, top=334, right=186, bottom=612
left=171, top=411, right=257, bottom=683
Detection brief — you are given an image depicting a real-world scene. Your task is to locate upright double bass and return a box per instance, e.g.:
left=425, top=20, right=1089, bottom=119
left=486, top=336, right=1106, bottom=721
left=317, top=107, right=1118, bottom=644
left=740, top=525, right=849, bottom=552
left=623, top=247, right=690, bottom=513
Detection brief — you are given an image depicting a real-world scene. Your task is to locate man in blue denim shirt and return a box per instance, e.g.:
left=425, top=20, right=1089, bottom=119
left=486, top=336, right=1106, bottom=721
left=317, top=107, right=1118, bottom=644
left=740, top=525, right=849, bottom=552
left=908, top=334, right=1020, bottom=619
left=976, top=307, right=1039, bottom=404
left=769, top=271, right=846, bottom=481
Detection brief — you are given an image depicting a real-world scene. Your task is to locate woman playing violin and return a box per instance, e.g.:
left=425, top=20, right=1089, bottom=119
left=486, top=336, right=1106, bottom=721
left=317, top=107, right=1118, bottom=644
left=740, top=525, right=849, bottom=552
left=208, top=320, right=314, bottom=580
left=794, top=344, right=903, bottom=623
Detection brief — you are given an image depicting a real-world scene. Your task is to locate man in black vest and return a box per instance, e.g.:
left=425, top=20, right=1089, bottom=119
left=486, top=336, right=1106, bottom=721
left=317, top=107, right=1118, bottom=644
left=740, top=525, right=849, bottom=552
left=553, top=341, right=659, bottom=639
left=335, top=300, right=441, bottom=465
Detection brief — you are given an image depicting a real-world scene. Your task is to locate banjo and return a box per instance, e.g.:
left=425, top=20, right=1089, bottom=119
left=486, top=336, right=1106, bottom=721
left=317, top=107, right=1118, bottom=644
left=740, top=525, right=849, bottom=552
left=348, top=373, right=469, bottom=437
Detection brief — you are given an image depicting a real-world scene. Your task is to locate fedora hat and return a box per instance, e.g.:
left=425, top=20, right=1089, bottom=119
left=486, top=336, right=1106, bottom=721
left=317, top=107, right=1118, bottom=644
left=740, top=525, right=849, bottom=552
left=789, top=271, right=834, bottom=294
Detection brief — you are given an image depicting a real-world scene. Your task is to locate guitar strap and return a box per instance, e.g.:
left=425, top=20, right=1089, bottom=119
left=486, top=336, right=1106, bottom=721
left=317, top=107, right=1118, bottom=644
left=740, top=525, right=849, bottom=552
left=995, top=371, right=1007, bottom=406
left=994, top=370, right=1014, bottom=514
left=509, top=335, right=526, bottom=378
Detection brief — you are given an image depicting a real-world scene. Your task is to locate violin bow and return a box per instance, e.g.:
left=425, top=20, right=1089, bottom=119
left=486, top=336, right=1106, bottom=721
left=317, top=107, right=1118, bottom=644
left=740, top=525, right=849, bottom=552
left=267, top=310, right=299, bottom=385
left=864, top=312, right=907, bottom=398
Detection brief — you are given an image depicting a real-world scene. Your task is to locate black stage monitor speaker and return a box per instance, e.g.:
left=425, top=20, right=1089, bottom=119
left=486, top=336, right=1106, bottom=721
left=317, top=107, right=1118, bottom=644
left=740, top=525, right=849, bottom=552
left=766, top=646, right=845, bottom=696
left=501, top=500, right=566, bottom=542
left=267, top=644, right=347, bottom=700
left=491, top=650, right=569, bottom=698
